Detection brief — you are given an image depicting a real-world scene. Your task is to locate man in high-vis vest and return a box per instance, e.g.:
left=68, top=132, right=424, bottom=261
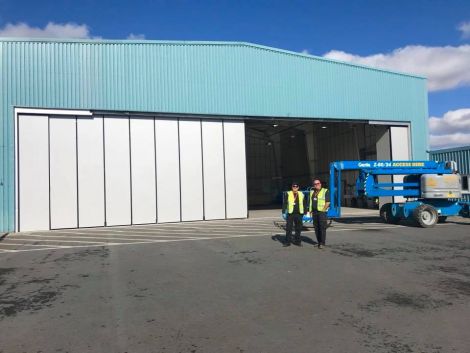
left=309, top=179, right=330, bottom=249
left=282, top=181, right=307, bottom=247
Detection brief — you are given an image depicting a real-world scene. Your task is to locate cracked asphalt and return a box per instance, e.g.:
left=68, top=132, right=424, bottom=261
left=0, top=215, right=469, bottom=353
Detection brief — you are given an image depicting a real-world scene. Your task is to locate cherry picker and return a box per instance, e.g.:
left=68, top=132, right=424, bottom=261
left=326, top=160, right=470, bottom=227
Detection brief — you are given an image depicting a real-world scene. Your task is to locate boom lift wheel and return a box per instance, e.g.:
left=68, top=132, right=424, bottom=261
left=413, top=204, right=438, bottom=228
left=379, top=203, right=400, bottom=224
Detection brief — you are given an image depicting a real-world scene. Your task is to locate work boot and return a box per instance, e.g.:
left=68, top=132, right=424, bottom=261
left=283, top=242, right=291, bottom=247
left=318, top=244, right=324, bottom=249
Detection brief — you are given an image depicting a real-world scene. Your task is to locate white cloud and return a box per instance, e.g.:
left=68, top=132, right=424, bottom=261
left=0, top=22, right=92, bottom=38
left=301, top=49, right=310, bottom=55
left=429, top=109, right=470, bottom=149
left=429, top=132, right=470, bottom=150
left=323, top=45, right=470, bottom=92
left=458, top=21, right=470, bottom=39
left=127, top=33, right=146, bottom=40
left=0, top=22, right=144, bottom=40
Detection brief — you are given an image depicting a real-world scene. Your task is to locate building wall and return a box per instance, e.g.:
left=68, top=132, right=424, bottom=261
left=1, top=39, right=428, bottom=231
left=430, top=146, right=470, bottom=201
left=430, top=146, right=470, bottom=175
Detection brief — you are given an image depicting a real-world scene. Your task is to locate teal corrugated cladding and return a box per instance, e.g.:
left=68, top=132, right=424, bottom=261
left=430, top=146, right=470, bottom=201
left=0, top=39, right=428, bottom=232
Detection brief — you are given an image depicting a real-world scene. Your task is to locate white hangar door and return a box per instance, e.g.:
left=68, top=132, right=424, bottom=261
left=390, top=126, right=411, bottom=203
left=179, top=119, right=204, bottom=221
left=202, top=120, right=226, bottom=220
left=77, top=116, right=105, bottom=228
left=224, top=121, right=248, bottom=218
left=16, top=113, right=248, bottom=232
left=17, top=115, right=50, bottom=232
left=49, top=116, right=78, bottom=229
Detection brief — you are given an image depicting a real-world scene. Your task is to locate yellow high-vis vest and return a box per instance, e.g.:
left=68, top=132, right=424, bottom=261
left=309, top=188, right=328, bottom=211
left=287, top=191, right=304, bottom=214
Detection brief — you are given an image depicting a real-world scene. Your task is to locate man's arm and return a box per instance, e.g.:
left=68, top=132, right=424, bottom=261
left=282, top=192, right=287, bottom=214
left=323, top=190, right=330, bottom=212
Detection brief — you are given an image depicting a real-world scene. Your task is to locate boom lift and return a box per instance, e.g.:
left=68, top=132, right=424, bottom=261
left=327, top=160, right=470, bottom=227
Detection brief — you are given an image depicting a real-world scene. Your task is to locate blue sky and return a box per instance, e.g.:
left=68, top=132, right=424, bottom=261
left=0, top=0, right=469, bottom=148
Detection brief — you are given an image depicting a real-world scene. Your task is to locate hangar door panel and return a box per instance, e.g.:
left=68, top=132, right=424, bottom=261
left=202, top=120, right=226, bottom=220
left=391, top=126, right=410, bottom=160
left=376, top=127, right=393, bottom=207
left=391, top=126, right=411, bottom=203
left=17, top=114, right=249, bottom=231
left=49, top=117, right=78, bottom=229
left=224, top=121, right=248, bottom=218
left=104, top=116, right=132, bottom=226
left=155, top=119, right=181, bottom=223
left=18, top=115, right=50, bottom=232
left=77, top=116, right=105, bottom=228
left=130, top=118, right=157, bottom=224
left=179, top=120, right=204, bottom=221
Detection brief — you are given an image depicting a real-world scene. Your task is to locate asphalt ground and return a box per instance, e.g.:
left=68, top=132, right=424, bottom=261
left=0, top=215, right=469, bottom=353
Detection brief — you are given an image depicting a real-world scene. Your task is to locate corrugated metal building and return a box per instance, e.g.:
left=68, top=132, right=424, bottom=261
left=0, top=39, right=429, bottom=232
left=430, top=146, right=470, bottom=201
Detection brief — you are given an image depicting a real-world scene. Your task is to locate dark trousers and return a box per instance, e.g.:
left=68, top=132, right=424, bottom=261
left=286, top=213, right=302, bottom=244
left=312, top=211, right=327, bottom=245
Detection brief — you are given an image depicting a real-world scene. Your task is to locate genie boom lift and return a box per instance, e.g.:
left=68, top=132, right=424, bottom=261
left=327, top=160, right=470, bottom=227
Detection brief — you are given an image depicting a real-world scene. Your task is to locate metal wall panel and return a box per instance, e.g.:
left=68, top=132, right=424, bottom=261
left=223, top=121, right=248, bottom=218
left=155, top=119, right=181, bottom=222
left=49, top=116, right=78, bottom=229
left=130, top=117, right=157, bottom=224
left=430, top=147, right=470, bottom=175
left=202, top=120, right=226, bottom=220
left=104, top=116, right=132, bottom=226
left=77, top=116, right=105, bottom=227
left=391, top=126, right=411, bottom=203
left=179, top=120, right=204, bottom=221
left=18, top=115, right=50, bottom=232
left=430, top=146, right=470, bottom=201
left=2, top=39, right=428, bottom=231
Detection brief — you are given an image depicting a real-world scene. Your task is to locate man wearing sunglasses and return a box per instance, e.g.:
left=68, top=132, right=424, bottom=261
left=282, top=181, right=307, bottom=247
left=309, top=179, right=330, bottom=249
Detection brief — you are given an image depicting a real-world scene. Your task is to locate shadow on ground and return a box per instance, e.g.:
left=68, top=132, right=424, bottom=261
left=331, top=216, right=384, bottom=224
left=271, top=234, right=317, bottom=246
left=272, top=221, right=311, bottom=231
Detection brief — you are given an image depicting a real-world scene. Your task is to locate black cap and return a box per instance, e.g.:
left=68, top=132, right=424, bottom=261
left=291, top=181, right=300, bottom=187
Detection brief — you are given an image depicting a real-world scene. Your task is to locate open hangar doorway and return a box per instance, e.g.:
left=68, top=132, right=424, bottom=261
left=245, top=119, right=393, bottom=211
